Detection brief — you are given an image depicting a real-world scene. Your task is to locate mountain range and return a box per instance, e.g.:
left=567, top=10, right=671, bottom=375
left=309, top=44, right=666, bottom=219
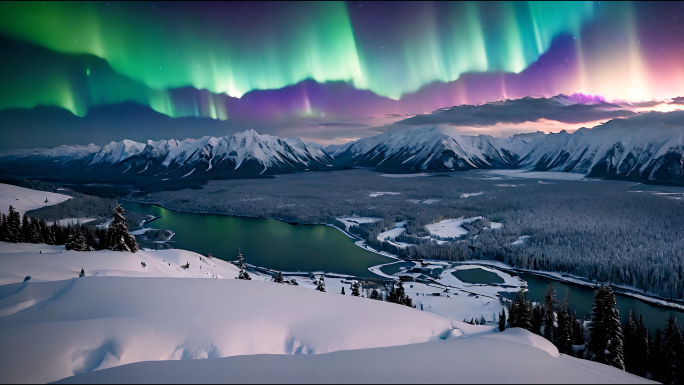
left=2, top=110, right=684, bottom=185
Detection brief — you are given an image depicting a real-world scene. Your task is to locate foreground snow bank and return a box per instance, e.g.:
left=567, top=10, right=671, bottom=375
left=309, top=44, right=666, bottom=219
left=58, top=329, right=651, bottom=384
left=0, top=244, right=652, bottom=384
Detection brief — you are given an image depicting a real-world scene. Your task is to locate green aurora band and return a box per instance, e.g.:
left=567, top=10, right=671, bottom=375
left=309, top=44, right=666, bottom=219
left=0, top=1, right=595, bottom=118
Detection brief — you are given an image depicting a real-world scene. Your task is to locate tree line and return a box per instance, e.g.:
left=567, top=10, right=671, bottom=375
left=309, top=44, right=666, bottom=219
left=503, top=283, right=684, bottom=383
left=0, top=204, right=138, bottom=252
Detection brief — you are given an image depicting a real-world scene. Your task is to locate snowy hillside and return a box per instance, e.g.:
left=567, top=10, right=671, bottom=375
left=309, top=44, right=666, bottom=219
left=0, top=243, right=653, bottom=384
left=518, top=111, right=684, bottom=183
left=0, top=183, right=71, bottom=214
left=332, top=125, right=519, bottom=172
left=0, top=130, right=334, bottom=181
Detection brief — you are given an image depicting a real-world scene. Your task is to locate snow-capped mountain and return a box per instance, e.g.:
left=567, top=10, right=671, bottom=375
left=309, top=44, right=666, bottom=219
left=518, top=111, right=684, bottom=183
left=0, top=130, right=334, bottom=182
left=331, top=125, right=519, bottom=172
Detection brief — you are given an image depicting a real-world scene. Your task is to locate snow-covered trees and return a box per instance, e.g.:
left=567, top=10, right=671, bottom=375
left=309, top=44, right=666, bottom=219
left=315, top=276, right=325, bottom=292
left=498, top=309, right=506, bottom=332
left=555, top=293, right=574, bottom=355
left=5, top=206, right=21, bottom=243
left=585, top=286, right=624, bottom=370
left=107, top=204, right=138, bottom=252
left=65, top=232, right=95, bottom=252
left=237, top=249, right=251, bottom=280
left=274, top=271, right=284, bottom=283
left=544, top=283, right=556, bottom=343
left=509, top=290, right=533, bottom=331
left=351, top=281, right=360, bottom=296
left=387, top=281, right=413, bottom=307
left=661, top=317, right=684, bottom=385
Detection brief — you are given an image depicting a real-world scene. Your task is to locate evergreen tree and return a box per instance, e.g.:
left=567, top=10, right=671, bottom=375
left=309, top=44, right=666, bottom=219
left=556, top=292, right=574, bottom=356
left=341, top=287, right=345, bottom=295
left=0, top=213, right=7, bottom=242
left=499, top=309, right=506, bottom=332
left=652, top=328, right=665, bottom=382
left=21, top=213, right=30, bottom=242
left=351, top=281, right=360, bottom=296
left=274, top=271, right=284, bottom=283
left=237, top=248, right=251, bottom=280
left=28, top=218, right=42, bottom=243
left=572, top=311, right=586, bottom=345
left=479, top=315, right=487, bottom=325
left=662, top=316, right=684, bottom=385
left=6, top=205, right=21, bottom=243
left=510, top=289, right=533, bottom=331
left=315, top=276, right=325, bottom=292
left=585, top=285, right=625, bottom=370
left=635, top=313, right=650, bottom=377
left=544, top=282, right=557, bottom=343
left=95, top=228, right=108, bottom=250
left=65, top=232, right=94, bottom=251
left=107, top=204, right=138, bottom=252
left=532, top=304, right=544, bottom=335
left=624, top=310, right=639, bottom=375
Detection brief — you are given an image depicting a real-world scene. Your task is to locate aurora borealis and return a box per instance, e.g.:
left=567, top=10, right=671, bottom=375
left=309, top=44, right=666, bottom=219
left=1, top=1, right=684, bottom=147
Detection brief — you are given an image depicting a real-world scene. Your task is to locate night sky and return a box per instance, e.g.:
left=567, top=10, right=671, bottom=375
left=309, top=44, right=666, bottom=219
left=1, top=1, right=684, bottom=148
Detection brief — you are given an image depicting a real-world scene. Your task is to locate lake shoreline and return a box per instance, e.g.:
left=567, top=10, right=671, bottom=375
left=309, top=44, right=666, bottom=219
left=123, top=198, right=684, bottom=313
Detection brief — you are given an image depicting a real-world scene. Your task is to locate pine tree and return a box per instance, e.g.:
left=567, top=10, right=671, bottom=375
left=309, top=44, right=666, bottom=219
left=341, top=287, right=345, bottom=295
left=65, top=231, right=94, bottom=252
left=6, top=205, right=21, bottom=243
left=544, top=282, right=556, bottom=343
left=662, top=316, right=684, bottom=385
left=237, top=248, right=251, bottom=280
left=274, top=271, right=284, bottom=283
left=585, top=286, right=625, bottom=370
left=479, top=315, right=487, bottom=325
left=315, top=276, right=325, bottom=292
left=532, top=304, right=544, bottom=335
left=635, top=313, right=650, bottom=377
left=624, top=310, right=638, bottom=375
left=0, top=213, right=7, bottom=242
left=350, top=281, right=360, bottom=296
left=652, top=328, right=665, bottom=382
left=556, top=293, right=574, bottom=356
left=510, top=289, right=533, bottom=331
left=499, top=309, right=506, bottom=332
left=28, top=217, right=42, bottom=243
left=107, top=204, right=138, bottom=252
left=21, top=213, right=30, bottom=243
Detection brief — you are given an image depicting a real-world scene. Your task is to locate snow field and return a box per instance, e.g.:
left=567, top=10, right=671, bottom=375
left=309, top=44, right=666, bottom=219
left=335, top=216, right=381, bottom=231
left=0, top=183, right=71, bottom=214
left=425, top=216, right=482, bottom=238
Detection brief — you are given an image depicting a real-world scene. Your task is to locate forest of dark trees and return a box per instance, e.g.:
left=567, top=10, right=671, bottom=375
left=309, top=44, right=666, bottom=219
left=0, top=204, right=138, bottom=252
left=506, top=283, right=684, bottom=384
left=131, top=169, right=684, bottom=300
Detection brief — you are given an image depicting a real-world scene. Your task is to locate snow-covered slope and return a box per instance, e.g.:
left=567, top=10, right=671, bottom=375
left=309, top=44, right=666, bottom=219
left=518, top=111, right=684, bottom=183
left=0, top=243, right=652, bottom=384
left=0, top=130, right=334, bottom=181
left=0, top=183, right=71, bottom=215
left=332, top=125, right=519, bottom=172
